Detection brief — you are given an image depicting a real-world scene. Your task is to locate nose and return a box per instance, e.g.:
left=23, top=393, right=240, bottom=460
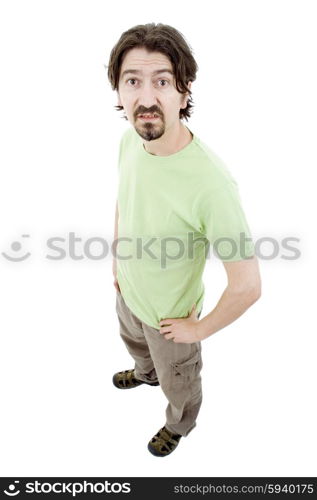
left=137, top=80, right=159, bottom=109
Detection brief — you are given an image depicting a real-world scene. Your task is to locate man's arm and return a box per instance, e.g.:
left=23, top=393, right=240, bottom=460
left=197, top=255, right=261, bottom=340
left=112, top=200, right=120, bottom=292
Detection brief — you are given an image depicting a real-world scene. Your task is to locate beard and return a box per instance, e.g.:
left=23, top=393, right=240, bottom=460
left=134, top=117, right=165, bottom=141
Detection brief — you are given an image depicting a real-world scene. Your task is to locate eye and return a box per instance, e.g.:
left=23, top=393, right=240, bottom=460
left=127, top=78, right=138, bottom=86
left=158, top=79, right=169, bottom=87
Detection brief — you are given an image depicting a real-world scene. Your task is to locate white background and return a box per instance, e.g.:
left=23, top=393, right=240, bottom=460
left=0, top=0, right=316, bottom=477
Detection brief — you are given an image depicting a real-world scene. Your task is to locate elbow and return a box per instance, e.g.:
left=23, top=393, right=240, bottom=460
left=234, top=282, right=261, bottom=305
left=247, top=282, right=262, bottom=304
left=227, top=278, right=262, bottom=305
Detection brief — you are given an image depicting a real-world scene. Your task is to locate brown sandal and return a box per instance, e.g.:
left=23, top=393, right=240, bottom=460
left=148, top=426, right=182, bottom=456
left=112, top=369, right=159, bottom=389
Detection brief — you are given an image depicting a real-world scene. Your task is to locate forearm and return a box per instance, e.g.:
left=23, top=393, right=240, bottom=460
left=197, top=286, right=260, bottom=341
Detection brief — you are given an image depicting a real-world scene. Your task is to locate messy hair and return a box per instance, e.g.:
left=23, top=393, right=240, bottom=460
left=105, top=23, right=198, bottom=121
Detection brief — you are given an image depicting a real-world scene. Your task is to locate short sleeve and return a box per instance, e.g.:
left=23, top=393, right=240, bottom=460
left=200, top=180, right=256, bottom=261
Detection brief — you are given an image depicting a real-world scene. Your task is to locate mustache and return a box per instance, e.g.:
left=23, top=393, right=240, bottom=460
left=135, top=108, right=163, bottom=117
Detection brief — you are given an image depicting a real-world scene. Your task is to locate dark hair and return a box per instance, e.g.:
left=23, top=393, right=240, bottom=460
left=105, top=23, right=198, bottom=121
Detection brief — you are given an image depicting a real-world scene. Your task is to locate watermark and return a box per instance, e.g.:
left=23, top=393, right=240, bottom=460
left=1, top=231, right=301, bottom=268
left=3, top=479, right=131, bottom=496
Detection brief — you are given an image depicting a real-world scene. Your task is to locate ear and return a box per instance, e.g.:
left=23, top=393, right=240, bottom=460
left=181, top=81, right=192, bottom=109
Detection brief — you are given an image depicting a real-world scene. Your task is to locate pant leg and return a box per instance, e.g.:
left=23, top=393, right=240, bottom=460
left=115, top=290, right=158, bottom=384
left=141, top=315, right=203, bottom=437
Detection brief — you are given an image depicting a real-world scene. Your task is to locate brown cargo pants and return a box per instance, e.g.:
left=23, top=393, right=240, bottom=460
left=115, top=289, right=203, bottom=436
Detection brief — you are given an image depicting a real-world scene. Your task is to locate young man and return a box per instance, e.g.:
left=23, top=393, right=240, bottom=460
left=106, top=23, right=261, bottom=457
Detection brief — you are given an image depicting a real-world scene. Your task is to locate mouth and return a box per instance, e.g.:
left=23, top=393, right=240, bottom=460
left=137, top=113, right=160, bottom=121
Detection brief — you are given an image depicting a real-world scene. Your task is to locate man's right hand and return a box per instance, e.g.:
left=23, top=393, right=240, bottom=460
left=113, top=260, right=121, bottom=293
left=114, top=278, right=121, bottom=294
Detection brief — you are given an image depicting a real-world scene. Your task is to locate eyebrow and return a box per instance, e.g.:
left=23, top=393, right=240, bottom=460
left=120, top=68, right=174, bottom=79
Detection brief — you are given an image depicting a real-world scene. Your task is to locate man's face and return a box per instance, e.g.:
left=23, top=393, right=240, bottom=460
left=117, top=47, right=190, bottom=141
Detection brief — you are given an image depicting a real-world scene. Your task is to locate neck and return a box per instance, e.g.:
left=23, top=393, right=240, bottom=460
left=143, top=121, right=193, bottom=157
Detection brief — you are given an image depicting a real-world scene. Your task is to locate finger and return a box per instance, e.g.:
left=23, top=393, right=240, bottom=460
left=160, top=318, right=181, bottom=326
left=159, top=327, right=172, bottom=334
left=159, top=320, right=173, bottom=326
left=163, top=333, right=175, bottom=340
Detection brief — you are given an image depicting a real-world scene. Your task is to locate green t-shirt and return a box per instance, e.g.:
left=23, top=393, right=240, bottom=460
left=116, top=126, right=255, bottom=329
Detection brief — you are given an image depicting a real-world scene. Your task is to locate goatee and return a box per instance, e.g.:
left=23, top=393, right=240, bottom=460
left=135, top=122, right=165, bottom=141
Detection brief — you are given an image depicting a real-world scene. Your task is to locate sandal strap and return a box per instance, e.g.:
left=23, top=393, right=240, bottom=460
left=117, top=369, right=142, bottom=387
left=151, top=427, right=181, bottom=452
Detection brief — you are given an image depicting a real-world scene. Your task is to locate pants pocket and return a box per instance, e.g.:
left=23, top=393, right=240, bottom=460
left=166, top=348, right=203, bottom=405
left=171, top=349, right=202, bottom=382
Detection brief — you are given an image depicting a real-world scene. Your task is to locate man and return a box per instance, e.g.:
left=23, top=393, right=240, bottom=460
left=106, top=23, right=261, bottom=457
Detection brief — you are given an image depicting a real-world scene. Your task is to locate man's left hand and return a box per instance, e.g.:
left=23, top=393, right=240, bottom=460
left=159, top=304, right=201, bottom=344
